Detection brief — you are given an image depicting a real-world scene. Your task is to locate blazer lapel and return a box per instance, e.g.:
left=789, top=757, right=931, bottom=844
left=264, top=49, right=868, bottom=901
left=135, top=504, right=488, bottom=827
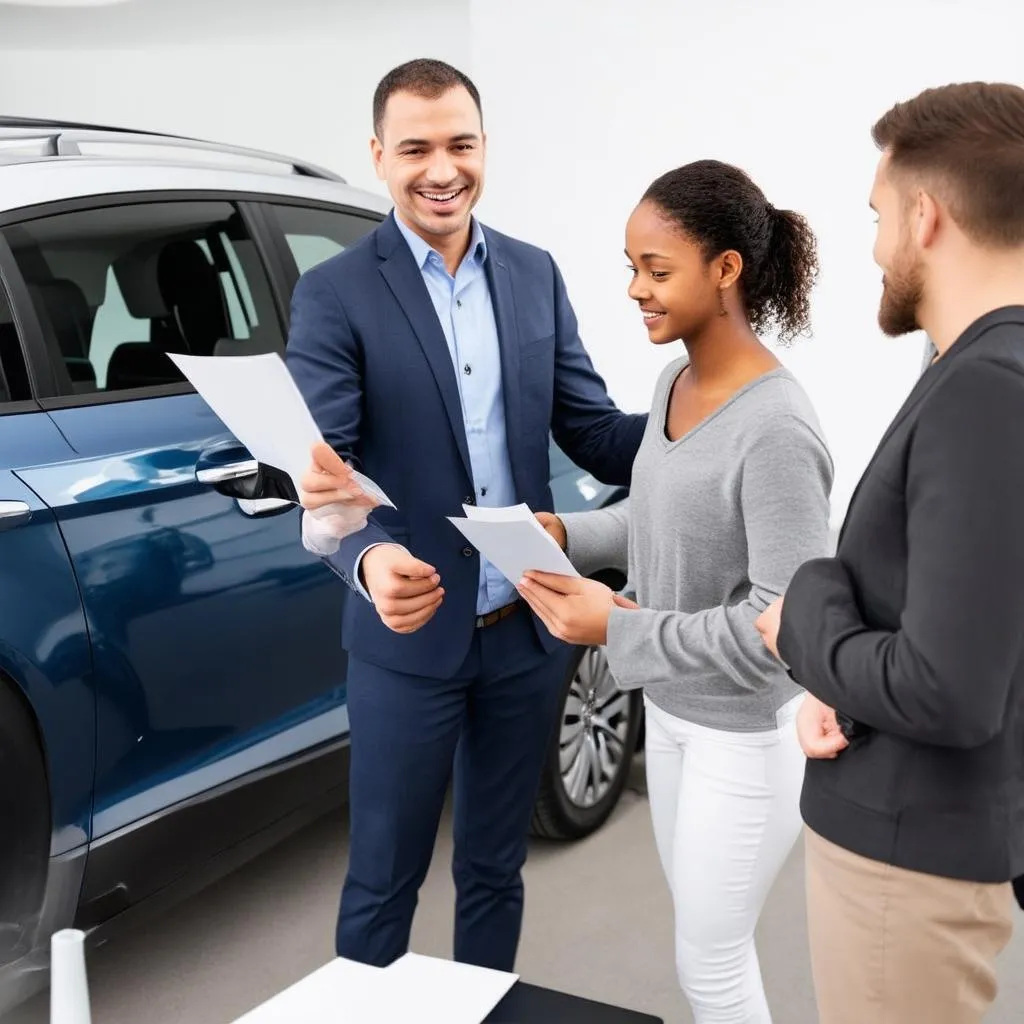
left=484, top=235, right=526, bottom=494
left=376, top=221, right=473, bottom=480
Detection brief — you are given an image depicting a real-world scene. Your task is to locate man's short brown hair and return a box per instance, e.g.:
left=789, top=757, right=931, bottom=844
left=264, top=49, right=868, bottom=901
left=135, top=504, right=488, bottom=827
left=373, top=59, right=482, bottom=140
left=872, top=82, right=1024, bottom=246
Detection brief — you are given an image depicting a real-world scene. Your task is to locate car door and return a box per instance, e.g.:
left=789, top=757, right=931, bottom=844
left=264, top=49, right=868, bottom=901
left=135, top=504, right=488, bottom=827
left=1, top=197, right=350, bottom=918
left=0, top=264, right=94, bottom=902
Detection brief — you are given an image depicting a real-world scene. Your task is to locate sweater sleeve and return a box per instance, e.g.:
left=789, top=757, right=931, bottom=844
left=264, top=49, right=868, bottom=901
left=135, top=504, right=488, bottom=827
left=559, top=499, right=630, bottom=578
left=604, top=414, right=833, bottom=691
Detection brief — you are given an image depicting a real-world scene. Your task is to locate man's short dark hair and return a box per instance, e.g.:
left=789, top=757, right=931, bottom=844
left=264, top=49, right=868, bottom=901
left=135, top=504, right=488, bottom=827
left=872, top=82, right=1024, bottom=247
left=373, top=59, right=483, bottom=139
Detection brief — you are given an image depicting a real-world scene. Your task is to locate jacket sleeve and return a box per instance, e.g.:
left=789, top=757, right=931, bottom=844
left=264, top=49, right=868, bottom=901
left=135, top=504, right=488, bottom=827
left=778, top=358, right=1024, bottom=748
left=285, top=267, right=396, bottom=594
left=546, top=255, right=648, bottom=486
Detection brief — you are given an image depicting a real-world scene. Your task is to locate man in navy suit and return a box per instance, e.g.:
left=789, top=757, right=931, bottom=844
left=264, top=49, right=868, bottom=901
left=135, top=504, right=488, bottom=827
left=287, top=58, right=645, bottom=973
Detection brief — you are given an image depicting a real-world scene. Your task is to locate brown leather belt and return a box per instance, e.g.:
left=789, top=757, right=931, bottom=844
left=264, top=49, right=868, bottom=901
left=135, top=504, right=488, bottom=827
left=475, top=599, right=520, bottom=629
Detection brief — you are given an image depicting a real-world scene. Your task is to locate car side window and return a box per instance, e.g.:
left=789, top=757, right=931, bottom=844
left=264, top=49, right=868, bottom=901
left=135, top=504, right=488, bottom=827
left=266, top=204, right=380, bottom=277
left=1, top=201, right=284, bottom=397
left=0, top=280, right=30, bottom=404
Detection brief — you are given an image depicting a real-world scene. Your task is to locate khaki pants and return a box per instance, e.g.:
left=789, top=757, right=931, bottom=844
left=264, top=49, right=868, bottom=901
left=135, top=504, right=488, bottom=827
left=805, top=828, right=1014, bottom=1024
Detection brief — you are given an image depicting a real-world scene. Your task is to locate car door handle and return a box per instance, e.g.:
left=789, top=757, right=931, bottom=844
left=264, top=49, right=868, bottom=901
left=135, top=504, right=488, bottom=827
left=196, top=459, right=259, bottom=486
left=0, top=500, right=31, bottom=528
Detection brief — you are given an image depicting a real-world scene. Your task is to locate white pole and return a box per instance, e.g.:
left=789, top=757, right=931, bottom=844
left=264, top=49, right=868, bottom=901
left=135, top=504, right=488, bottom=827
left=50, top=929, right=92, bottom=1024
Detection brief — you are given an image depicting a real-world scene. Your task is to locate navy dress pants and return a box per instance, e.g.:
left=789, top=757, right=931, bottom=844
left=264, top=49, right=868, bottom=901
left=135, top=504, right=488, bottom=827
left=336, top=608, right=570, bottom=972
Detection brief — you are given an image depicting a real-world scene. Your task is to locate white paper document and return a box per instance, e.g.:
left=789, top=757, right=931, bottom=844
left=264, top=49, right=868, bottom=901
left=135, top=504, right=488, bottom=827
left=231, top=953, right=517, bottom=1024
left=449, top=503, right=579, bottom=584
left=169, top=352, right=395, bottom=511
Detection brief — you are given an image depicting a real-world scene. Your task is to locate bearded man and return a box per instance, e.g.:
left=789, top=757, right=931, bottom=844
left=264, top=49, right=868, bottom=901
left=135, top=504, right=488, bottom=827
left=755, top=82, right=1024, bottom=1024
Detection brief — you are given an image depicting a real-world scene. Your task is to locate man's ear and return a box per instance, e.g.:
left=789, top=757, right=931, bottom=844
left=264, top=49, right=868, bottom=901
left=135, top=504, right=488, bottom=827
left=370, top=136, right=386, bottom=182
left=916, top=189, right=941, bottom=249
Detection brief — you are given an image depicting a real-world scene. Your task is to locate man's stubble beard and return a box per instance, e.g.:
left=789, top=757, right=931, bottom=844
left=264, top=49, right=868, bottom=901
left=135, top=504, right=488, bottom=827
left=878, top=237, right=924, bottom=338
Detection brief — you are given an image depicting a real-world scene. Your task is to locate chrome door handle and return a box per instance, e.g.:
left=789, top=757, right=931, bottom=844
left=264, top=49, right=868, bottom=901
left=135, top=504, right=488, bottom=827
left=196, top=460, right=259, bottom=485
left=0, top=501, right=31, bottom=527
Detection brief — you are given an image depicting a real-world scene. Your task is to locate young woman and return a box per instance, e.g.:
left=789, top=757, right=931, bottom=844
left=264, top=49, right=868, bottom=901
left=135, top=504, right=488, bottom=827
left=518, top=160, right=833, bottom=1024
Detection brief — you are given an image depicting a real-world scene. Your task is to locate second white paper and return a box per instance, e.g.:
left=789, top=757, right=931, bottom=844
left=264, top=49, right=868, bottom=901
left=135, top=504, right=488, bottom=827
left=449, top=505, right=579, bottom=584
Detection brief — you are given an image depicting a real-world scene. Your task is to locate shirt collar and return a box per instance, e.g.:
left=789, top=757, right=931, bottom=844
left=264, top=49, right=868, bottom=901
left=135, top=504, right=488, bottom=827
left=393, top=212, right=487, bottom=271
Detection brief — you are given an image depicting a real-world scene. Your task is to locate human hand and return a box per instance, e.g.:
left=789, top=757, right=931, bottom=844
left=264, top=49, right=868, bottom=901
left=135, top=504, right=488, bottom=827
left=796, top=693, right=849, bottom=759
left=517, top=571, right=618, bottom=646
left=755, top=595, right=784, bottom=660
left=534, top=512, right=567, bottom=551
left=361, top=544, right=443, bottom=634
left=299, top=442, right=380, bottom=523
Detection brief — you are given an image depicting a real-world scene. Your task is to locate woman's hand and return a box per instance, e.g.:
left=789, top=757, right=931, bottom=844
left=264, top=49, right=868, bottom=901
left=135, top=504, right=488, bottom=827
left=517, top=571, right=626, bottom=646
left=534, top=512, right=567, bottom=551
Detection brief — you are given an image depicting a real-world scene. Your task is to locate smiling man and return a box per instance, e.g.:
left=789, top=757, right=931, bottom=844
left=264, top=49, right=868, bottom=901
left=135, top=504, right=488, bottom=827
left=285, top=59, right=646, bottom=971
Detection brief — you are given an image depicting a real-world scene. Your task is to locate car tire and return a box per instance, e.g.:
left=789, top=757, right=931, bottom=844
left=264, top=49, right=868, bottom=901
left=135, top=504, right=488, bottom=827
left=531, top=642, right=643, bottom=840
left=0, top=681, right=50, bottom=965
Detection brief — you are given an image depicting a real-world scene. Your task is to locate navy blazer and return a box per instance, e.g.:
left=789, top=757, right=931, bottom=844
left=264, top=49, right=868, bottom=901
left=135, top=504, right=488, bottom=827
left=287, top=214, right=647, bottom=678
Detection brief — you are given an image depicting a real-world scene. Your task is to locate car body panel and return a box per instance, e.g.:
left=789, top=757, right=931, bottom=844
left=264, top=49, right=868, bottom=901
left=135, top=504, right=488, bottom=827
left=19, top=393, right=348, bottom=847
left=0, top=410, right=94, bottom=854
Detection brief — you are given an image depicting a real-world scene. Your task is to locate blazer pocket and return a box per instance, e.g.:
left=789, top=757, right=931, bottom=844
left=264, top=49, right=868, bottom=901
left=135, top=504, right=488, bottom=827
left=521, top=334, right=556, bottom=359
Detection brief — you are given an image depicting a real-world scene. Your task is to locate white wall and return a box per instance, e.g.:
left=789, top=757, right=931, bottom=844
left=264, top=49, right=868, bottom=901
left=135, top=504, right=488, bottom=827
left=0, top=0, right=471, bottom=196
left=470, top=0, right=1024, bottom=525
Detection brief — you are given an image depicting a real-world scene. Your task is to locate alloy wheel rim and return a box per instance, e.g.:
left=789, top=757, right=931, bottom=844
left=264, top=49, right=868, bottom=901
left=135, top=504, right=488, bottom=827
left=558, top=646, right=630, bottom=809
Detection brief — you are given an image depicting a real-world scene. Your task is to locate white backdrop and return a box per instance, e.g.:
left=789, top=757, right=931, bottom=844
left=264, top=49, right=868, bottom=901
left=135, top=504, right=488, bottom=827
left=470, top=0, right=1024, bottom=524
left=1, top=0, right=1022, bottom=524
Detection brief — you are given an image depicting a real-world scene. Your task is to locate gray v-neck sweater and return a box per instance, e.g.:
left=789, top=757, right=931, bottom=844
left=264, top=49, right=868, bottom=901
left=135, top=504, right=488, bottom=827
left=561, top=357, right=834, bottom=732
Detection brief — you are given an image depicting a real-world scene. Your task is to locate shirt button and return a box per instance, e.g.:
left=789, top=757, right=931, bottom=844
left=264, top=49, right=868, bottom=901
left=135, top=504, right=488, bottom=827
left=462, top=546, right=474, bottom=558
left=480, top=486, right=487, bottom=497
left=463, top=364, right=472, bottom=375
left=456, top=299, right=463, bottom=308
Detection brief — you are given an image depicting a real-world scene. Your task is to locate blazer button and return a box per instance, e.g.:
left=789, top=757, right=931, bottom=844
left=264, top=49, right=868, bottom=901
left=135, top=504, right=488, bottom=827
left=464, top=495, right=475, bottom=505
left=462, top=546, right=474, bottom=558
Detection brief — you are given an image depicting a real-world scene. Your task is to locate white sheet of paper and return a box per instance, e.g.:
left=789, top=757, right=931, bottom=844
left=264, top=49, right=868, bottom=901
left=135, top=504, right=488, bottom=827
left=230, top=958, right=388, bottom=1023
left=168, top=352, right=395, bottom=510
left=449, top=508, right=579, bottom=584
left=384, top=953, right=518, bottom=1023
left=230, top=954, right=517, bottom=1024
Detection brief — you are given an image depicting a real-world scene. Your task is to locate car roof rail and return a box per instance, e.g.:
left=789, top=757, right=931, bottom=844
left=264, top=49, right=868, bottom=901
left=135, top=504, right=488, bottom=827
left=0, top=116, right=345, bottom=182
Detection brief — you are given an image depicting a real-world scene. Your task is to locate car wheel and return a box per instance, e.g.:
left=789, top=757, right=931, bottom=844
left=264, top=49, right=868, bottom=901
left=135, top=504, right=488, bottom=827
left=0, top=681, right=50, bottom=965
left=531, top=643, right=643, bottom=840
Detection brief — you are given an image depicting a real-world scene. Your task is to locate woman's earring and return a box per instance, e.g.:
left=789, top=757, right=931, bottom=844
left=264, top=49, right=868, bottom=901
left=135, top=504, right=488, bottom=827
left=718, top=290, right=728, bottom=317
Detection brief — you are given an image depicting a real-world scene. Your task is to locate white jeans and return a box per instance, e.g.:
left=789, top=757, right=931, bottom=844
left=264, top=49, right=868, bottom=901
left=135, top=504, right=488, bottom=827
left=643, top=695, right=805, bottom=1024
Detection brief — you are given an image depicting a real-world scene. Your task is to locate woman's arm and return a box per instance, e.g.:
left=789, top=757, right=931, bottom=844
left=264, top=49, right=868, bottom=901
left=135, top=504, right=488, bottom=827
left=558, top=499, right=631, bottom=578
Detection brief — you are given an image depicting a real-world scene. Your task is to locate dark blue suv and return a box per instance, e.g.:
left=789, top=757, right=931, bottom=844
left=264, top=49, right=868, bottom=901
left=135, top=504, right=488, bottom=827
left=0, top=117, right=642, bottom=1012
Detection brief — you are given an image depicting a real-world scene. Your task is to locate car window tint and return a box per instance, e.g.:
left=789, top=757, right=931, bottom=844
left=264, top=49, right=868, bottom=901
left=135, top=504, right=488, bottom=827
left=2, top=202, right=284, bottom=397
left=0, top=279, right=30, bottom=403
left=267, top=204, right=379, bottom=277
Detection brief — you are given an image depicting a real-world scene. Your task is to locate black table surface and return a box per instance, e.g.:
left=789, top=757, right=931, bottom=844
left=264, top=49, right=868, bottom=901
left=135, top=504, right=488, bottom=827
left=484, top=980, right=663, bottom=1023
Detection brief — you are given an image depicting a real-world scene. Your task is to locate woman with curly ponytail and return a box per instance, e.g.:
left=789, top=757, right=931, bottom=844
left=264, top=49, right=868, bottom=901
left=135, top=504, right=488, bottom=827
left=521, top=160, right=834, bottom=1022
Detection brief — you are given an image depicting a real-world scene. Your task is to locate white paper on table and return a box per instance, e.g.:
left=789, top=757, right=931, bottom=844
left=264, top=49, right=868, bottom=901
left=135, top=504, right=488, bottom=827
left=168, top=352, right=395, bottom=512
left=230, top=954, right=517, bottom=1024
left=383, top=953, right=518, bottom=1024
left=230, top=958, right=389, bottom=1023
left=449, top=504, right=579, bottom=584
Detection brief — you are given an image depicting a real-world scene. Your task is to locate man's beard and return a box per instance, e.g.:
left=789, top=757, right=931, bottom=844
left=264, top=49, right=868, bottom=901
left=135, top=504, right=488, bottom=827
left=878, top=242, right=924, bottom=337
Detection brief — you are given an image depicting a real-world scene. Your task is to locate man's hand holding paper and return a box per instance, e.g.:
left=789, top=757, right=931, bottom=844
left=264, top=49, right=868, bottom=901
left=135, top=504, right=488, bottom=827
left=300, top=441, right=382, bottom=536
